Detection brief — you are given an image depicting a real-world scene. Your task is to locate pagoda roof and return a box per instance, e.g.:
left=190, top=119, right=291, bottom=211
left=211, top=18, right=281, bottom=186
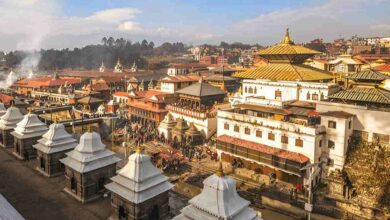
left=60, top=131, right=121, bottom=173
left=256, top=29, right=320, bottom=62
left=105, top=149, right=173, bottom=204
left=159, top=113, right=177, bottom=129
left=374, top=63, right=390, bottom=72
left=0, top=106, right=24, bottom=130
left=185, top=123, right=201, bottom=136
left=233, top=63, right=333, bottom=81
left=328, top=86, right=390, bottom=105
left=173, top=168, right=260, bottom=220
left=33, top=122, right=77, bottom=154
left=11, top=113, right=48, bottom=139
left=348, top=69, right=390, bottom=82
left=177, top=79, right=226, bottom=97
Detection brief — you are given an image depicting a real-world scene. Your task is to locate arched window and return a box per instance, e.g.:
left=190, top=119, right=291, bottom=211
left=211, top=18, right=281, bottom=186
left=275, top=90, right=282, bottom=100
left=320, top=93, right=324, bottom=100
left=254, top=87, right=257, bottom=94
left=306, top=92, right=310, bottom=100
left=248, top=87, right=253, bottom=94
left=245, top=87, right=248, bottom=93
left=312, top=93, right=318, bottom=101
left=234, top=125, right=239, bottom=132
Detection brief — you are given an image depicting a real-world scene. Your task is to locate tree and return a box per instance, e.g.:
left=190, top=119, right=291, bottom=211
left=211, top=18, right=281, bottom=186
left=101, top=37, right=108, bottom=46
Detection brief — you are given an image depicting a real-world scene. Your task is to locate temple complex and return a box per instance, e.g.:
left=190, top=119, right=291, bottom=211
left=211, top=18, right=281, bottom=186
left=60, top=129, right=121, bottom=203
left=173, top=162, right=262, bottom=220
left=0, top=105, right=23, bottom=148
left=33, top=121, right=77, bottom=177
left=11, top=111, right=48, bottom=160
left=105, top=147, right=173, bottom=220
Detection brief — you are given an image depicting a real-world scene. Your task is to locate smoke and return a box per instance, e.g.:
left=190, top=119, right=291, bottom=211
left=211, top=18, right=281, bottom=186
left=0, top=0, right=57, bottom=89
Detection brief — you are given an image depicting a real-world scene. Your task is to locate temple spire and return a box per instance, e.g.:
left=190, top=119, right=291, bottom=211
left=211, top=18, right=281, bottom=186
left=215, top=160, right=225, bottom=177
left=281, top=28, right=294, bottom=45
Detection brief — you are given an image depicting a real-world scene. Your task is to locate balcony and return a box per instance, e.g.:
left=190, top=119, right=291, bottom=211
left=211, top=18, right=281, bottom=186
left=218, top=110, right=325, bottom=136
left=167, top=105, right=216, bottom=120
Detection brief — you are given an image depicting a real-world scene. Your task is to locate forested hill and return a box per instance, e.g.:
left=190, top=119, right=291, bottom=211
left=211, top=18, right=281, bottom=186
left=1, top=37, right=187, bottom=70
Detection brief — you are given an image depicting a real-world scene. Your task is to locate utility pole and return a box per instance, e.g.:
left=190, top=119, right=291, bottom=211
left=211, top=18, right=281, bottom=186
left=300, top=162, right=324, bottom=220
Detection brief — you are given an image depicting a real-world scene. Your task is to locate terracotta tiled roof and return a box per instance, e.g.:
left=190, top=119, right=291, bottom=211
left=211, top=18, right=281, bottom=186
left=374, top=64, right=390, bottom=72
left=128, top=102, right=168, bottom=113
left=113, top=92, right=132, bottom=98
left=135, top=90, right=170, bottom=102
left=217, top=135, right=309, bottom=164
left=0, top=93, right=13, bottom=104
left=13, top=76, right=81, bottom=88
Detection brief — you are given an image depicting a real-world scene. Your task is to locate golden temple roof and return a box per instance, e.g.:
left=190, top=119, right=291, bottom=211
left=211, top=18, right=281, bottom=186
left=233, top=63, right=333, bottom=81
left=233, top=29, right=332, bottom=81
left=257, top=29, right=320, bottom=59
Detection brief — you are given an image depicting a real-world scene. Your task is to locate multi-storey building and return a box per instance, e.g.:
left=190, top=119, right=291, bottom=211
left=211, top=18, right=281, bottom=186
left=159, top=78, right=226, bottom=143
left=159, top=75, right=200, bottom=94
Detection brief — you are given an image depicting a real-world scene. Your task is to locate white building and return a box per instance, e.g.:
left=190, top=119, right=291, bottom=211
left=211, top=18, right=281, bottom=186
left=159, top=75, right=199, bottom=94
left=230, top=79, right=340, bottom=106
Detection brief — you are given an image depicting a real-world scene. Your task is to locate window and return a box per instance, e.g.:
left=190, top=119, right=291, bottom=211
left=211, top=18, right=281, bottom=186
left=245, top=127, right=250, bottom=135
left=306, top=92, right=310, bottom=100
left=312, top=93, right=318, bottom=100
left=328, top=120, right=337, bottom=129
left=348, top=120, right=352, bottom=129
left=319, top=140, right=323, bottom=148
left=328, top=140, right=335, bottom=149
left=275, top=90, right=282, bottom=100
left=320, top=93, right=324, bottom=100
left=281, top=135, right=288, bottom=144
left=248, top=87, right=253, bottom=94
left=268, top=132, right=275, bottom=141
left=327, top=158, right=334, bottom=166
left=295, top=138, right=303, bottom=147
left=234, top=125, right=239, bottom=132
left=245, top=87, right=248, bottom=93
left=224, top=123, right=229, bottom=130
left=254, top=87, right=257, bottom=94
left=256, top=130, right=262, bottom=138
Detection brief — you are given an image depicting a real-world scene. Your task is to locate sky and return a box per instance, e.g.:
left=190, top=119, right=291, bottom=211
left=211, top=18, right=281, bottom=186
left=0, top=0, right=389, bottom=51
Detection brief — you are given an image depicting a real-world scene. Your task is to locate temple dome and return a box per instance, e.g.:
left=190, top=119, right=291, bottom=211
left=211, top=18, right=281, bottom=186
left=75, top=131, right=106, bottom=153
left=12, top=112, right=48, bottom=138
left=105, top=148, right=173, bottom=204
left=0, top=106, right=24, bottom=130
left=173, top=163, right=262, bottom=220
left=60, top=130, right=121, bottom=173
left=33, top=122, right=77, bottom=154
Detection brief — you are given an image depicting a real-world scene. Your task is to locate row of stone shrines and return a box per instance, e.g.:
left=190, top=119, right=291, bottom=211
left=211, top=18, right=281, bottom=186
left=0, top=104, right=262, bottom=220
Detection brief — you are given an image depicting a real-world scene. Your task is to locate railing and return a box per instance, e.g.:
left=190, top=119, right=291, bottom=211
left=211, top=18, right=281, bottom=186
left=218, top=110, right=324, bottom=136
left=167, top=105, right=216, bottom=119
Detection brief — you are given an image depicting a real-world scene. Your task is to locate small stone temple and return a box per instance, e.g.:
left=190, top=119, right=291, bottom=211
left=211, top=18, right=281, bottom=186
left=173, top=162, right=262, bottom=220
left=60, top=129, right=121, bottom=203
left=0, top=105, right=23, bottom=148
left=105, top=147, right=173, bottom=220
left=33, top=121, right=77, bottom=177
left=11, top=111, right=48, bottom=160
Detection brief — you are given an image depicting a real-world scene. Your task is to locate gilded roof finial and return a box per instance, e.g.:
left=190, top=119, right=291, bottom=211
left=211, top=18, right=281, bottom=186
left=215, top=160, right=225, bottom=177
left=281, top=28, right=294, bottom=45
left=135, top=145, right=142, bottom=154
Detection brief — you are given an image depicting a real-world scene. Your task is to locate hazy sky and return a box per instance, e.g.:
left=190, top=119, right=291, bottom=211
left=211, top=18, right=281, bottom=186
left=0, top=0, right=389, bottom=51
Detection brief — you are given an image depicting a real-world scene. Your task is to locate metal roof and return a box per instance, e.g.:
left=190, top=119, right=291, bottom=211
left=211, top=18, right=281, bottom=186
left=177, top=81, right=226, bottom=97
left=328, top=87, right=390, bottom=104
